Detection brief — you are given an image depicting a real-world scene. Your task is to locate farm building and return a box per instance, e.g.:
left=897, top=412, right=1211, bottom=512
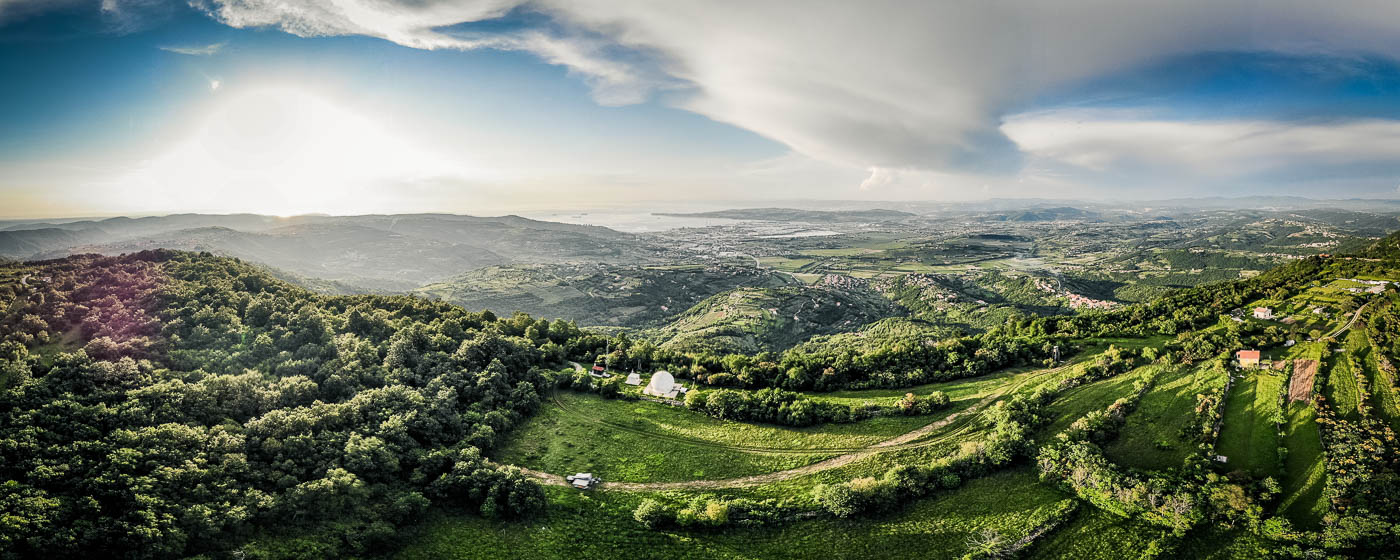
left=1253, top=307, right=1273, bottom=320
left=590, top=365, right=609, bottom=378
left=1236, top=350, right=1261, bottom=368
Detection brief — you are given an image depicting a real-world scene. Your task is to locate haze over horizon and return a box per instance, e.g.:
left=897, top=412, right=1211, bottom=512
left=8, top=1, right=1400, bottom=217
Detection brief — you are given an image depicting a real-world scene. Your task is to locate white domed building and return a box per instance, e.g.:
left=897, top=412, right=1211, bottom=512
left=643, top=370, right=686, bottom=399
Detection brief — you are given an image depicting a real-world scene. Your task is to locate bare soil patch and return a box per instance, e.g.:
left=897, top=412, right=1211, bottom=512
left=1290, top=359, right=1319, bottom=403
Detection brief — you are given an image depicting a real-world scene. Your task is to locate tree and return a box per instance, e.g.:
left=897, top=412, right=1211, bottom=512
left=812, top=483, right=861, bottom=518
left=964, top=528, right=1008, bottom=559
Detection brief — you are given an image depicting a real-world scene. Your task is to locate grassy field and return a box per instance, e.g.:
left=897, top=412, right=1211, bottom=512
left=397, top=469, right=1073, bottom=560
left=1104, top=363, right=1221, bottom=471
left=809, top=368, right=1028, bottom=408
left=1324, top=338, right=1364, bottom=422
left=1360, top=335, right=1400, bottom=431
left=1027, top=507, right=1172, bottom=560
left=1215, top=369, right=1286, bottom=477
left=1034, top=365, right=1157, bottom=439
left=493, top=391, right=955, bottom=483
left=1277, top=400, right=1327, bottom=528
left=757, top=256, right=816, bottom=272
left=1172, top=525, right=1272, bottom=560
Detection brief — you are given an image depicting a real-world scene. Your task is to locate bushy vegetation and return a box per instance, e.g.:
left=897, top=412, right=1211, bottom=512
left=1016, top=256, right=1326, bottom=339
left=631, top=494, right=792, bottom=530
left=559, top=313, right=1059, bottom=393
left=804, top=348, right=1146, bottom=520
left=683, top=386, right=949, bottom=426
left=0, top=252, right=572, bottom=558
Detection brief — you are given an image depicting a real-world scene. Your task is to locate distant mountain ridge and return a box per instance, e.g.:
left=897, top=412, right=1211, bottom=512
left=2, top=213, right=657, bottom=291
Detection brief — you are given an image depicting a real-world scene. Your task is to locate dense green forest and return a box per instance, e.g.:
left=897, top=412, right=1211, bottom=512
left=0, top=251, right=569, bottom=557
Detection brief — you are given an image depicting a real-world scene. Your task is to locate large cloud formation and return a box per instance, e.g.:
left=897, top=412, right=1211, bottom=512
left=185, top=0, right=1400, bottom=195
left=5, top=1, right=1397, bottom=197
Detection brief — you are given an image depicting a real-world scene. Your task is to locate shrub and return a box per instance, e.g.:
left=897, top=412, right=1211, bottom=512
left=633, top=499, right=671, bottom=529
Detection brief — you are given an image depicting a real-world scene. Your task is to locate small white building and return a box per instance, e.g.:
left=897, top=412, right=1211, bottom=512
left=624, top=372, right=642, bottom=386
left=1253, top=307, right=1273, bottom=320
left=566, top=473, right=596, bottom=489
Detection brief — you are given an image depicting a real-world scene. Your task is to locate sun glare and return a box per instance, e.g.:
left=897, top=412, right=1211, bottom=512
left=98, top=85, right=475, bottom=215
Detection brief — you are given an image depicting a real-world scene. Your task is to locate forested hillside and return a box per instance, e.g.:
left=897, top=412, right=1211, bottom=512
left=415, top=263, right=793, bottom=328
left=0, top=251, right=603, bottom=557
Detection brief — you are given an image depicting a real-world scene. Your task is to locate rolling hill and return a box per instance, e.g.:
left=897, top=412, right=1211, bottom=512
left=6, top=213, right=658, bottom=291
left=649, top=275, right=900, bottom=353
left=415, top=263, right=795, bottom=327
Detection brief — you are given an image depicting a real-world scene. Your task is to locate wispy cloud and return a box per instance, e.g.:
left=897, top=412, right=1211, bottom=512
left=158, top=41, right=226, bottom=56
left=1, top=0, right=169, bottom=34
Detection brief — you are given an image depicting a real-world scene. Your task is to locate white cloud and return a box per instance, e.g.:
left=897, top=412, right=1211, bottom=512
left=1003, top=111, right=1400, bottom=181
left=159, top=41, right=225, bottom=56
left=190, top=1, right=1400, bottom=177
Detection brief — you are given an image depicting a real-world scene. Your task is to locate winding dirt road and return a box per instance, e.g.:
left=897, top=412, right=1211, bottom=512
left=1324, top=301, right=1370, bottom=340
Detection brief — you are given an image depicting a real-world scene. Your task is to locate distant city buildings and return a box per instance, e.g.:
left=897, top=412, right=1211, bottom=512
left=1032, top=278, right=1118, bottom=310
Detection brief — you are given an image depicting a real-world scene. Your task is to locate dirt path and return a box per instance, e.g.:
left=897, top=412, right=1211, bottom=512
left=1325, top=302, right=1369, bottom=340
left=511, top=360, right=1079, bottom=492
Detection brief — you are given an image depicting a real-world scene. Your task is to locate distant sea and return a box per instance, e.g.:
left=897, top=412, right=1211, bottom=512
left=520, top=210, right=745, bottom=233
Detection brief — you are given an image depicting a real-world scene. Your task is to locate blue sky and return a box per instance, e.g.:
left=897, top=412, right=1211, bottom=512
left=5, top=1, right=1400, bottom=216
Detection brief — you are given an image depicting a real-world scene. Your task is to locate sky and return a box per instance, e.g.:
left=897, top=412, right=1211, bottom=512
left=6, top=1, right=1400, bottom=217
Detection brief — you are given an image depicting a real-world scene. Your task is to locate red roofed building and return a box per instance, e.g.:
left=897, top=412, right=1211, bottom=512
left=1236, top=350, right=1261, bottom=368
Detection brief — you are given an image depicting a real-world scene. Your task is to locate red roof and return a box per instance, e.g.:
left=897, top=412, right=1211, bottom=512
left=592, top=365, right=606, bottom=371
left=1237, top=350, right=1261, bottom=360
